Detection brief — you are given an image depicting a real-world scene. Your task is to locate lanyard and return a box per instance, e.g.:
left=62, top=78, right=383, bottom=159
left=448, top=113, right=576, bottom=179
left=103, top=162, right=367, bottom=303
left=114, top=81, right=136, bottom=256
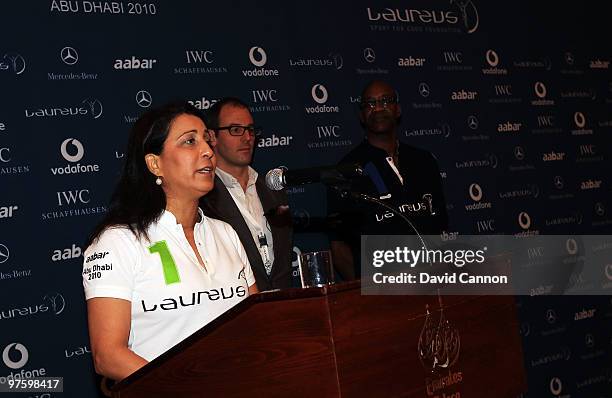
left=225, top=186, right=273, bottom=275
left=386, top=156, right=404, bottom=185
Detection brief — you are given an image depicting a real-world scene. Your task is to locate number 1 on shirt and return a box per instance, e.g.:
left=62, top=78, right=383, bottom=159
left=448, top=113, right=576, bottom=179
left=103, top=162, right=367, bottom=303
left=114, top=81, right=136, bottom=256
left=148, top=241, right=181, bottom=285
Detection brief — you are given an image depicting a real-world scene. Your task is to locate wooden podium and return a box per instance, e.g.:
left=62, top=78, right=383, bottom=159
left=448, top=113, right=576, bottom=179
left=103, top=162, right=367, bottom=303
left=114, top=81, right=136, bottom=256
left=112, top=281, right=526, bottom=397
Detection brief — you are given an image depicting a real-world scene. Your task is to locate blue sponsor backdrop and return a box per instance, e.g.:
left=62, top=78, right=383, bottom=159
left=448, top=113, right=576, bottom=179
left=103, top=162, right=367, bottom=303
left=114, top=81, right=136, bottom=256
left=0, top=1, right=611, bottom=396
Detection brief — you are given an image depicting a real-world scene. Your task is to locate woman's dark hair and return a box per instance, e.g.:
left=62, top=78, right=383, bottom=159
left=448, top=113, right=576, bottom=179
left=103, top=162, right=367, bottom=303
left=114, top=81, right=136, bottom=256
left=86, top=101, right=206, bottom=247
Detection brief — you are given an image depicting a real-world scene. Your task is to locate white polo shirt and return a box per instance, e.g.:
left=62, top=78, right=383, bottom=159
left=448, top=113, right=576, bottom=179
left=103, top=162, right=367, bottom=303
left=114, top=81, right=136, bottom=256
left=82, top=209, right=255, bottom=362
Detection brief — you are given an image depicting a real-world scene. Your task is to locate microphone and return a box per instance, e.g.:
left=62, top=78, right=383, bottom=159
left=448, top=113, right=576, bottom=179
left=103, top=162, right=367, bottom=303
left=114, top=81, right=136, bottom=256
left=265, top=163, right=363, bottom=190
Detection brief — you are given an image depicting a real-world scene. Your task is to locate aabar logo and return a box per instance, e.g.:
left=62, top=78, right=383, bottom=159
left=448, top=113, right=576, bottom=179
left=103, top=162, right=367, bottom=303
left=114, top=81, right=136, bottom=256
left=113, top=56, right=157, bottom=70
left=542, top=151, right=565, bottom=161
left=188, top=97, right=218, bottom=110
left=257, top=134, right=293, bottom=148
left=497, top=122, right=521, bottom=132
left=0, top=205, right=18, bottom=219
left=311, top=84, right=328, bottom=104
left=451, top=89, right=477, bottom=100
left=397, top=56, right=425, bottom=67
left=52, top=244, right=82, bottom=261
left=580, top=179, right=601, bottom=190
left=248, top=46, right=267, bottom=67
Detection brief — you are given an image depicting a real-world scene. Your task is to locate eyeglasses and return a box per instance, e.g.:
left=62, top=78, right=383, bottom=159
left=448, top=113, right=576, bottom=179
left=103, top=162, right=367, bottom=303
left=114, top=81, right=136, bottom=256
left=360, top=95, right=398, bottom=110
left=215, top=125, right=262, bottom=137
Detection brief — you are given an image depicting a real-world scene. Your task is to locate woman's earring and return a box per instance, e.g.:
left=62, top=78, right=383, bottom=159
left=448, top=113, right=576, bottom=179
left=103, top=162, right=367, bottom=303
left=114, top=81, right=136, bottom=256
left=155, top=176, right=162, bottom=186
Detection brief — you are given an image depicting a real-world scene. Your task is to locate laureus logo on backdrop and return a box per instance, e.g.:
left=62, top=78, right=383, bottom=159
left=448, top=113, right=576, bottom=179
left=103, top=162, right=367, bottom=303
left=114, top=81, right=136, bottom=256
left=24, top=98, right=103, bottom=119
left=242, top=46, right=279, bottom=77
left=0, top=293, right=65, bottom=321
left=0, top=53, right=26, bottom=75
left=50, top=138, right=101, bottom=176
left=304, top=84, right=340, bottom=114
left=288, top=52, right=343, bottom=70
left=366, top=0, right=479, bottom=34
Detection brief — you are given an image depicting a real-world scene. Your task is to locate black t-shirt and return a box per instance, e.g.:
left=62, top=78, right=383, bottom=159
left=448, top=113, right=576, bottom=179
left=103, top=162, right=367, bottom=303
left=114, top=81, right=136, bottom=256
left=328, top=140, right=449, bottom=276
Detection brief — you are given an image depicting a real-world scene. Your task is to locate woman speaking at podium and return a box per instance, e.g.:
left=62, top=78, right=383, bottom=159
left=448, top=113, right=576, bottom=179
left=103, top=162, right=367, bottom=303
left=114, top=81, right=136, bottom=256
left=82, top=102, right=257, bottom=381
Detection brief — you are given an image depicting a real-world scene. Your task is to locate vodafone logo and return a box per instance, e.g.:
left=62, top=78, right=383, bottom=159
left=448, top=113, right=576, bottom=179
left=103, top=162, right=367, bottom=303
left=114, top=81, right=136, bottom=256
left=248, top=46, right=267, bottom=67
left=549, top=377, right=562, bottom=396
left=311, top=84, right=328, bottom=104
left=518, top=211, right=531, bottom=230
left=60, top=138, right=84, bottom=162
left=2, top=343, right=28, bottom=369
left=566, top=238, right=578, bottom=255
left=574, top=111, right=586, bottom=128
left=469, top=183, right=482, bottom=201
left=534, top=82, right=547, bottom=98
left=485, top=49, right=499, bottom=67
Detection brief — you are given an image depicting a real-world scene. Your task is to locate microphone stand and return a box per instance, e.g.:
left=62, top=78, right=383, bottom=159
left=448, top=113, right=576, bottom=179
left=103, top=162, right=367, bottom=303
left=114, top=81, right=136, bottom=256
left=330, top=185, right=429, bottom=252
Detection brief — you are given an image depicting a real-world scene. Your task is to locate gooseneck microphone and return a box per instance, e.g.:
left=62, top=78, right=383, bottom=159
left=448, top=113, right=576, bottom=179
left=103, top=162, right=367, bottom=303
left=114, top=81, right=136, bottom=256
left=265, top=163, right=363, bottom=191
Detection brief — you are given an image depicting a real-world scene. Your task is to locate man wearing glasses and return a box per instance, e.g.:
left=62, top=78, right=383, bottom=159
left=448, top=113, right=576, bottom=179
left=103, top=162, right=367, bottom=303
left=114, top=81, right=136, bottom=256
left=200, top=97, right=293, bottom=291
left=328, top=80, right=448, bottom=280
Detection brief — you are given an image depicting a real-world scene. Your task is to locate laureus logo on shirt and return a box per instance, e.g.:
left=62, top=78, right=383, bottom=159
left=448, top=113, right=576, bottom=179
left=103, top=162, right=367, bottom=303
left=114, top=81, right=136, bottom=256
left=141, top=286, right=247, bottom=312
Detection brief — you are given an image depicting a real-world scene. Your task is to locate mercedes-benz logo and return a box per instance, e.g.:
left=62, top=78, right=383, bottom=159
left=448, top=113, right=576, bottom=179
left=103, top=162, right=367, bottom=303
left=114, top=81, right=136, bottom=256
left=585, top=333, right=595, bottom=348
left=545, top=309, right=557, bottom=324
left=467, top=115, right=479, bottom=130
left=418, top=82, right=430, bottom=98
left=60, top=46, right=78, bottom=65
left=135, top=90, right=152, bottom=108
left=554, top=175, right=564, bottom=190
left=564, top=52, right=574, bottom=65
left=363, top=47, right=376, bottom=63
left=595, top=202, right=605, bottom=217
left=0, top=243, right=9, bottom=264
left=514, top=146, right=525, bottom=161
